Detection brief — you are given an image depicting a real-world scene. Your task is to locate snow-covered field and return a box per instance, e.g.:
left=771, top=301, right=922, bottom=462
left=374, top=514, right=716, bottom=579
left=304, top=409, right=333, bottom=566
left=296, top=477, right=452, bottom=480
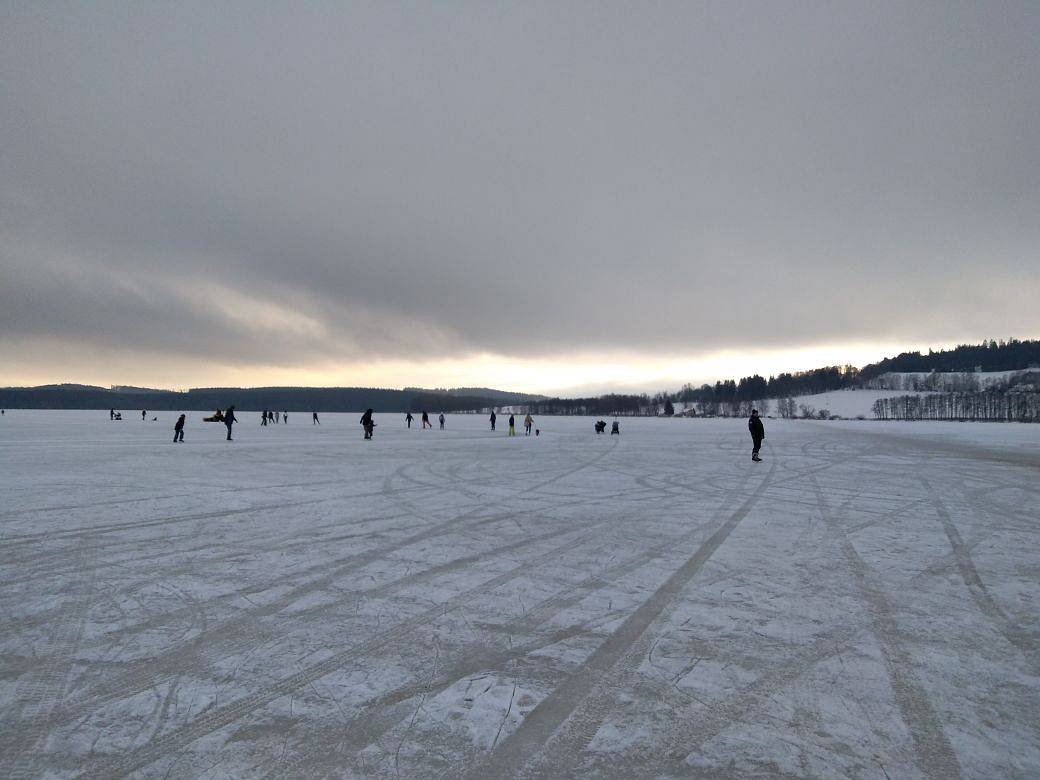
left=1, top=410, right=1038, bottom=778
left=771, top=389, right=933, bottom=419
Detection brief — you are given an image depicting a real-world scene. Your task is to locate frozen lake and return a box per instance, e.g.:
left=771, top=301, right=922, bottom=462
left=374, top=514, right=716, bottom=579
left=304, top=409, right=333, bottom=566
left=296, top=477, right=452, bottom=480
left=1, top=410, right=1038, bottom=778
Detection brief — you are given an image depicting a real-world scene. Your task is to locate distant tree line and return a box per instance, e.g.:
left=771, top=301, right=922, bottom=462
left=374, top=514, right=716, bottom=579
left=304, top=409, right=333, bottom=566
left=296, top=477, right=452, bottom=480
left=524, top=394, right=656, bottom=416
left=0, top=385, right=503, bottom=413
left=673, top=366, right=858, bottom=409
left=858, top=339, right=1040, bottom=381
left=872, top=390, right=1040, bottom=422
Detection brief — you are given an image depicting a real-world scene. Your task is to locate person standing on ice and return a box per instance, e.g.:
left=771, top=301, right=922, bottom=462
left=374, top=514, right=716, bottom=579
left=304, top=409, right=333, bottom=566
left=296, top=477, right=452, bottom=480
left=490, top=411, right=496, bottom=431
left=110, top=408, right=115, bottom=420
left=224, top=406, right=238, bottom=441
left=748, top=409, right=765, bottom=462
left=439, top=413, right=445, bottom=429
left=142, top=410, right=147, bottom=421
left=360, top=408, right=375, bottom=439
left=422, top=411, right=432, bottom=429
left=312, top=411, right=320, bottom=425
left=406, top=412, right=413, bottom=428
left=283, top=411, right=287, bottom=424
left=261, top=410, right=268, bottom=426
left=524, top=413, right=534, bottom=436
left=508, top=414, right=516, bottom=436
left=173, top=414, right=185, bottom=443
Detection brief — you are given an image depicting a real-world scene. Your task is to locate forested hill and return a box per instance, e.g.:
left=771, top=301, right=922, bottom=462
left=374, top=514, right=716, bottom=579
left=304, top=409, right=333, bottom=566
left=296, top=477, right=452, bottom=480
left=857, top=339, right=1040, bottom=380
left=0, top=385, right=507, bottom=413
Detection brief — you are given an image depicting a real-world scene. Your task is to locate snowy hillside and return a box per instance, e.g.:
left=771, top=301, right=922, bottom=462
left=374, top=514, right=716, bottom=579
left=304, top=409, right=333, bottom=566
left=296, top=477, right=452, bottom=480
left=770, top=389, right=932, bottom=418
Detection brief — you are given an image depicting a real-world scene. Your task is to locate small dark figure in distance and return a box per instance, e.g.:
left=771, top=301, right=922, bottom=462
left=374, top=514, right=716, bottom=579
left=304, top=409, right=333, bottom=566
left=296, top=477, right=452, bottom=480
left=313, top=411, right=320, bottom=424
left=508, top=414, right=516, bottom=436
left=225, top=406, right=238, bottom=441
left=611, top=421, right=620, bottom=435
left=261, top=410, right=268, bottom=426
left=406, top=412, right=413, bottom=428
left=439, top=413, right=445, bottom=429
left=113, top=412, right=122, bottom=420
left=535, top=429, right=540, bottom=436
left=283, top=411, right=288, bottom=424
left=361, top=408, right=375, bottom=440
left=749, top=409, right=765, bottom=462
left=142, top=410, right=147, bottom=421
left=174, top=414, right=185, bottom=443
left=594, top=420, right=606, bottom=434
left=422, top=411, right=432, bottom=429
left=110, top=408, right=115, bottom=420
left=490, top=411, right=497, bottom=431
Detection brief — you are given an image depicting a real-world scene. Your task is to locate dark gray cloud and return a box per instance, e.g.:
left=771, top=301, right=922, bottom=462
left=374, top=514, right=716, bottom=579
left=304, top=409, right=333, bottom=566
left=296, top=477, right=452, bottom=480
left=2, top=1, right=1038, bottom=380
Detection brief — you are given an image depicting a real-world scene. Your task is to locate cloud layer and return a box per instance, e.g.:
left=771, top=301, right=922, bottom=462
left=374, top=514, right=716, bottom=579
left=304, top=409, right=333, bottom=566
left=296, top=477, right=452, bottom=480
left=3, top=2, right=1038, bottom=388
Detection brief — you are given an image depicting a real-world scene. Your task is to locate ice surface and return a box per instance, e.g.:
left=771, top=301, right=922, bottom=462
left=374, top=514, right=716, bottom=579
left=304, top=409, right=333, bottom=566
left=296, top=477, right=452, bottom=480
left=0, top=410, right=1038, bottom=777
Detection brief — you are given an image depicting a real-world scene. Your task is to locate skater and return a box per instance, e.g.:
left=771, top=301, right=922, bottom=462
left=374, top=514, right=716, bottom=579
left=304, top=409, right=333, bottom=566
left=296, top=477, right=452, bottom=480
left=749, top=409, right=765, bottom=462
left=439, top=413, right=445, bottom=430
left=508, top=414, right=516, bottom=436
left=406, top=412, right=413, bottom=428
left=524, top=413, right=533, bottom=436
left=173, top=414, right=185, bottom=442
left=142, top=410, right=147, bottom=421
left=490, top=411, right=497, bottom=431
left=360, top=408, right=374, bottom=440
left=422, top=411, right=432, bottom=429
left=224, top=406, right=238, bottom=440
left=110, top=408, right=115, bottom=420
left=313, top=411, right=320, bottom=425
left=261, top=410, right=268, bottom=426
left=283, top=411, right=288, bottom=424
left=611, top=421, right=620, bottom=435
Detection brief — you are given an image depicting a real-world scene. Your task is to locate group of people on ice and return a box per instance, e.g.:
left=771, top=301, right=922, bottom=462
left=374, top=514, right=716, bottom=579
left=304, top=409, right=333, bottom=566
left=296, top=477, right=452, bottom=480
left=260, top=410, right=287, bottom=425
left=163, top=406, right=767, bottom=461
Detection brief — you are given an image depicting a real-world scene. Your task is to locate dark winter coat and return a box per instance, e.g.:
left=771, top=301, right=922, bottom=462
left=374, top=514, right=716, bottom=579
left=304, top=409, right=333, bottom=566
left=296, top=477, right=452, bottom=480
left=748, top=415, right=764, bottom=440
left=174, top=415, right=185, bottom=431
left=225, top=408, right=237, bottom=425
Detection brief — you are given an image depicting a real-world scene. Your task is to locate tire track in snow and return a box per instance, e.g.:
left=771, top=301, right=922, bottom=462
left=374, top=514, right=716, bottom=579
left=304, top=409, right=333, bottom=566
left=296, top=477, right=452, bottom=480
left=35, top=502, right=601, bottom=736
left=259, top=624, right=602, bottom=779
left=921, top=478, right=1039, bottom=673
left=467, top=458, right=776, bottom=779
left=810, top=477, right=962, bottom=780
left=73, top=520, right=616, bottom=778
left=0, top=536, right=100, bottom=779
left=46, top=443, right=621, bottom=773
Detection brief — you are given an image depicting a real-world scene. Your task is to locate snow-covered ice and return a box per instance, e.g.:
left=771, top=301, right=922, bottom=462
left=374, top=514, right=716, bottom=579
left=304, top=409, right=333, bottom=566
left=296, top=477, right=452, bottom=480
left=1, top=410, right=1038, bottom=777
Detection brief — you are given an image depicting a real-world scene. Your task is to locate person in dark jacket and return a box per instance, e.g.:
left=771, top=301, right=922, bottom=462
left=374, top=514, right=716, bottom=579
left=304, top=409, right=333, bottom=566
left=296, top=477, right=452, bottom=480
left=490, top=411, right=497, bottom=431
left=406, top=412, right=413, bottom=428
left=225, top=406, right=238, bottom=441
left=361, top=409, right=374, bottom=439
left=421, top=411, right=431, bottom=429
left=508, top=414, right=516, bottom=436
left=174, top=414, right=186, bottom=443
left=748, top=409, right=765, bottom=462
left=313, top=411, right=320, bottom=425
left=438, top=413, right=445, bottom=429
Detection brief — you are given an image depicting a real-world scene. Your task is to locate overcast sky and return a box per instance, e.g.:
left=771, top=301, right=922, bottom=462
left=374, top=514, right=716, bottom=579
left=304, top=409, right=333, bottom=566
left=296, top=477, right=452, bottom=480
left=2, top=2, right=1038, bottom=393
